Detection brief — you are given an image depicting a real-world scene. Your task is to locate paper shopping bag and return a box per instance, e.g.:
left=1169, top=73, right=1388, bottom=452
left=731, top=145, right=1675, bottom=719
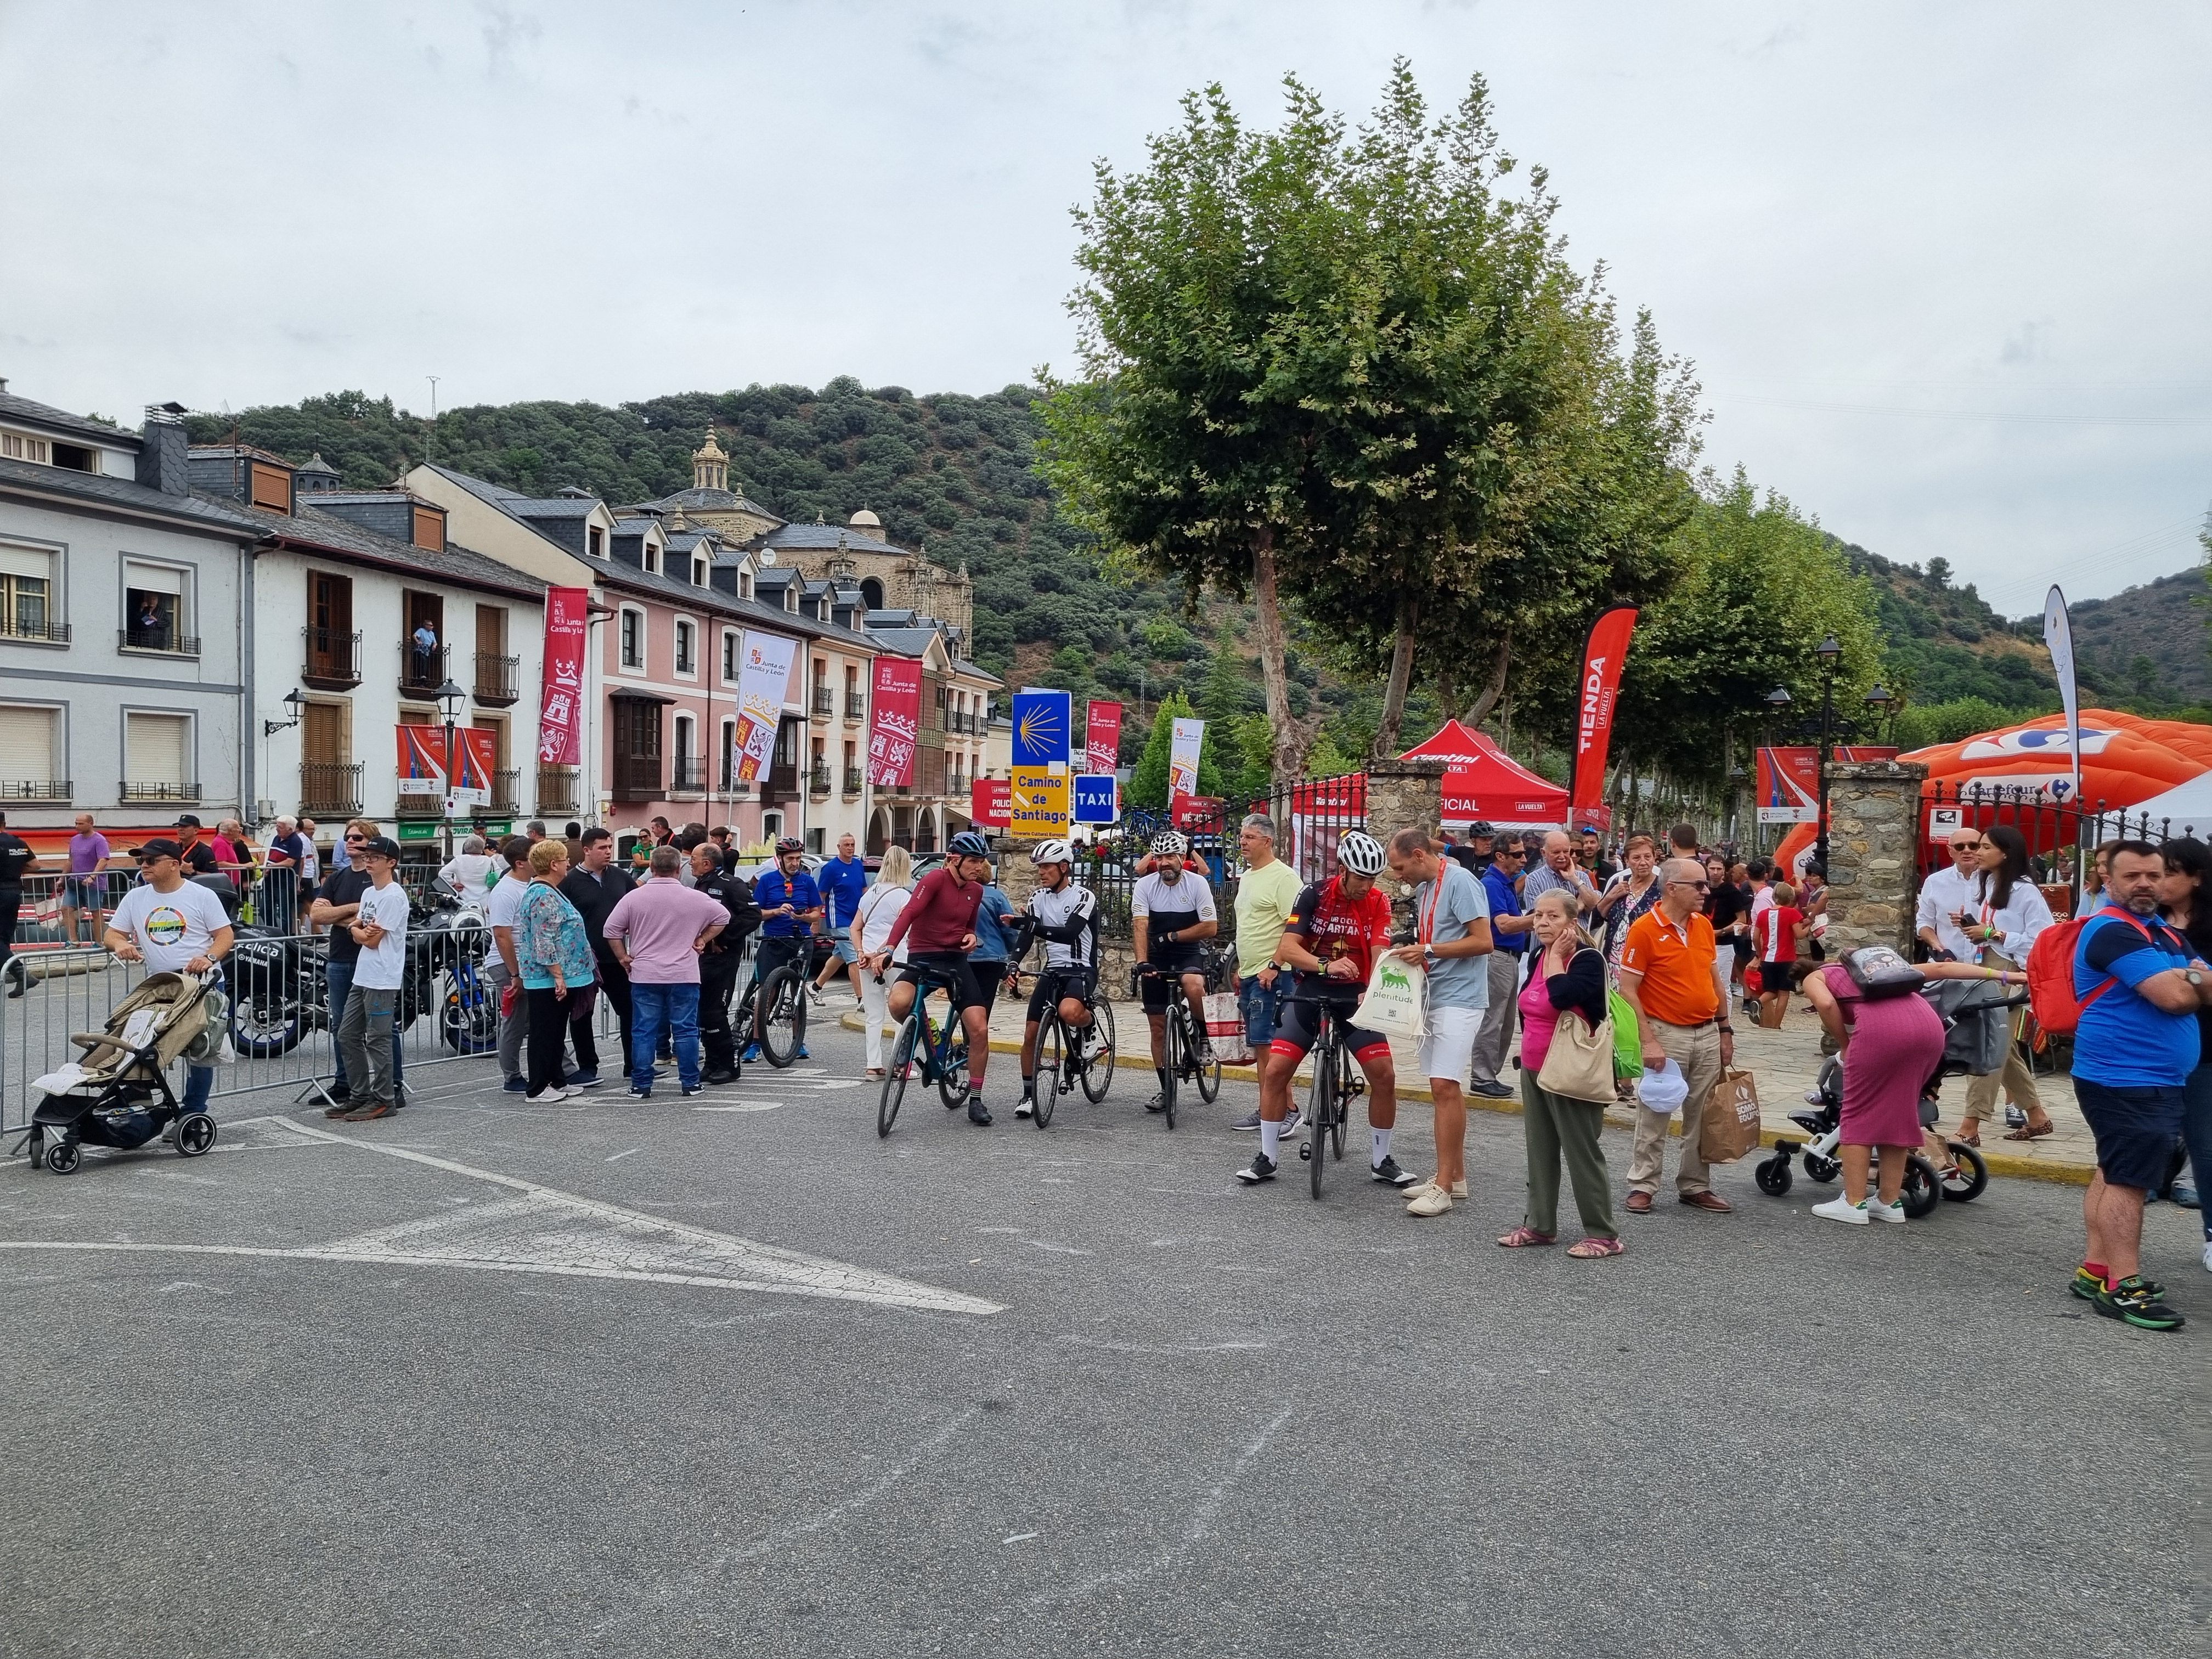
left=1203, top=992, right=1243, bottom=1043
left=1696, top=1068, right=1763, bottom=1164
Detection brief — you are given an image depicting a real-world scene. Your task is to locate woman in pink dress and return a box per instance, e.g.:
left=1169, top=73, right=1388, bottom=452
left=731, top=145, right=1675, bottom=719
left=1802, top=952, right=2025, bottom=1223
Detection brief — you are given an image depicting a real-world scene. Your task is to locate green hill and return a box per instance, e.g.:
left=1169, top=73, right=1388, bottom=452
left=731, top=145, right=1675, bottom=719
left=2061, top=565, right=2212, bottom=707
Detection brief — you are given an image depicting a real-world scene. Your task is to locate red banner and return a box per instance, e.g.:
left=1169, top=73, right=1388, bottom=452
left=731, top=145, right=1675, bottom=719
left=867, top=656, right=923, bottom=787
left=454, top=727, right=499, bottom=799
left=1085, top=699, right=1122, bottom=775
left=969, top=777, right=1011, bottom=828
left=1756, top=747, right=1821, bottom=823
left=1566, top=604, right=1638, bottom=823
left=397, top=726, right=448, bottom=802
left=536, top=586, right=590, bottom=765
left=1288, top=775, right=1367, bottom=816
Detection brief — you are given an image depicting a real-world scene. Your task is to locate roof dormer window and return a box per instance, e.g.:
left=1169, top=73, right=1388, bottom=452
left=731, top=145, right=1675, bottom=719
left=783, top=584, right=798, bottom=614
left=589, top=526, right=606, bottom=558
left=692, top=557, right=706, bottom=587
left=0, top=431, right=50, bottom=465
left=644, top=543, right=661, bottom=575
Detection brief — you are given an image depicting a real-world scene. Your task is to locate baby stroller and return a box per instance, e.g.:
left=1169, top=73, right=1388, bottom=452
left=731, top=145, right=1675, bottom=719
left=26, top=970, right=224, bottom=1175
left=1754, top=977, right=2010, bottom=1216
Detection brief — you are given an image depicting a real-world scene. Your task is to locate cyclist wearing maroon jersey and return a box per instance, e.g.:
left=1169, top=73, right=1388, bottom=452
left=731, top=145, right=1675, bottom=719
left=1237, top=831, right=1410, bottom=1188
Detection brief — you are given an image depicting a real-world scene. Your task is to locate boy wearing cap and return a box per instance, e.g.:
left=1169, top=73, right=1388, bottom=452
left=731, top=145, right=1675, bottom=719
left=334, top=837, right=410, bottom=1121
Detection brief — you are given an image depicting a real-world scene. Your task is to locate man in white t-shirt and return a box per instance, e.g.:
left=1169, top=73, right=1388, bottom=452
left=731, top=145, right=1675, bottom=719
left=105, top=837, right=235, bottom=1119
left=482, top=836, right=535, bottom=1092
left=333, top=836, right=411, bottom=1121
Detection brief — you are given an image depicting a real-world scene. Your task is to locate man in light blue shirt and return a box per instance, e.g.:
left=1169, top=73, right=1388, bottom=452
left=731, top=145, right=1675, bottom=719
left=1384, top=828, right=1495, bottom=1216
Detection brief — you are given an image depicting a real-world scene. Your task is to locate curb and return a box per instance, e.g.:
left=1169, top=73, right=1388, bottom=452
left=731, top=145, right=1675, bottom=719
left=836, top=1009, right=2098, bottom=1186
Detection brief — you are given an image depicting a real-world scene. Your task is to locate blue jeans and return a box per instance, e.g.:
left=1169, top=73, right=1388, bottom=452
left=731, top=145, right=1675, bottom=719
left=631, top=981, right=701, bottom=1092
left=183, top=1062, right=213, bottom=1114
left=326, top=959, right=404, bottom=1095
left=1238, top=973, right=1279, bottom=1051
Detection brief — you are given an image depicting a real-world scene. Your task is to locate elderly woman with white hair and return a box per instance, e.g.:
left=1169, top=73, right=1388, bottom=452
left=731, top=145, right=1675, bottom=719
left=854, top=845, right=915, bottom=1077
left=438, top=834, right=499, bottom=896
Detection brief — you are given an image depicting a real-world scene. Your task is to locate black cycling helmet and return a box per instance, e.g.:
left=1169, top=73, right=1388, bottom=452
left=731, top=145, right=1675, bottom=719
left=775, top=837, right=805, bottom=855
left=948, top=830, right=992, bottom=859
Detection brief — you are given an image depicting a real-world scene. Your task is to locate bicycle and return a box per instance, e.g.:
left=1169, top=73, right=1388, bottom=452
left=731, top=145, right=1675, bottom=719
left=744, top=943, right=809, bottom=1069
left=1131, top=962, right=1221, bottom=1130
left=876, top=964, right=975, bottom=1138
left=1028, top=968, right=1118, bottom=1127
left=1279, top=991, right=1359, bottom=1200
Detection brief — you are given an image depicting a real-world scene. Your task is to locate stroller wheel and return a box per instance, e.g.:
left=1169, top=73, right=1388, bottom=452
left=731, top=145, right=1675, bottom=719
left=1941, top=1140, right=1989, bottom=1203
left=43, top=1139, right=80, bottom=1175
left=1900, top=1154, right=1943, bottom=1220
left=1802, top=1152, right=1840, bottom=1184
left=174, top=1114, right=218, bottom=1158
left=1754, top=1154, right=1793, bottom=1197
left=24, top=1127, right=42, bottom=1170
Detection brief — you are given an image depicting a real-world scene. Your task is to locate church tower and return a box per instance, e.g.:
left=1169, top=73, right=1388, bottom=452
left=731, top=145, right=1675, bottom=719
left=691, top=427, right=730, bottom=493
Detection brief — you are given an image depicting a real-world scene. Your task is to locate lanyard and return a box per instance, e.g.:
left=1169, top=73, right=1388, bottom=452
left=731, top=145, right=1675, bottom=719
left=1418, top=877, right=1444, bottom=946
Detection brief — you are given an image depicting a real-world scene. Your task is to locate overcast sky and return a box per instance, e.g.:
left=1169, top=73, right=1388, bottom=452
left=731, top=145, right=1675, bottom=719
left=3, top=1, right=2205, bottom=611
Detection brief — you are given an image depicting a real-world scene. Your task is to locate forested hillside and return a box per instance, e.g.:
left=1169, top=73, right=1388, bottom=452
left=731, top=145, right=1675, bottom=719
left=2062, top=566, right=2211, bottom=707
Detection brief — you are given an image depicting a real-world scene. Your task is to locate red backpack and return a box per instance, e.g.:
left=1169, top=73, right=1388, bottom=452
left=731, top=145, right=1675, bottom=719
left=2025, top=910, right=2156, bottom=1036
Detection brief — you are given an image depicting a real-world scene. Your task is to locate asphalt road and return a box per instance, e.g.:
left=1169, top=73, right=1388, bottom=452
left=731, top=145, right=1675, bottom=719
left=0, top=997, right=2203, bottom=1659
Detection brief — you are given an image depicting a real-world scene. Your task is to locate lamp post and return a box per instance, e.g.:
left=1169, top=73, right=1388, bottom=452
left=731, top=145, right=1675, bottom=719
left=1863, top=682, right=1895, bottom=748
left=435, top=676, right=467, bottom=862
left=263, top=687, right=307, bottom=738
left=1814, top=635, right=1842, bottom=869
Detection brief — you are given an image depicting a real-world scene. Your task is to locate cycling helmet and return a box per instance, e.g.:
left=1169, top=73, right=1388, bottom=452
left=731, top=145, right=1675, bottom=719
left=948, top=830, right=992, bottom=859
left=775, top=837, right=805, bottom=855
left=1336, top=830, right=1386, bottom=876
left=1030, top=839, right=1074, bottom=866
left=1149, top=830, right=1189, bottom=859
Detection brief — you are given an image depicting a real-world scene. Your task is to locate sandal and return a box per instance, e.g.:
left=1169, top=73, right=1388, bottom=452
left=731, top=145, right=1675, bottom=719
left=1495, top=1227, right=1556, bottom=1248
left=1955, top=1127, right=1982, bottom=1148
left=2003, top=1120, right=2055, bottom=1142
left=1566, top=1236, right=1626, bottom=1259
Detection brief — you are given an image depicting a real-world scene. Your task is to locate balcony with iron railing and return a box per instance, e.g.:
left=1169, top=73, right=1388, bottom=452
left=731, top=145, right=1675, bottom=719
left=844, top=691, right=866, bottom=720
left=120, top=627, right=200, bottom=658
left=299, top=761, right=364, bottom=817
left=487, top=768, right=520, bottom=815
left=536, top=765, right=582, bottom=815
left=0, top=778, right=69, bottom=801
left=119, top=779, right=199, bottom=805
left=809, top=763, right=832, bottom=797
left=0, top=615, right=69, bottom=646
left=843, top=765, right=864, bottom=796
left=473, top=651, right=520, bottom=706
left=760, top=759, right=800, bottom=805
left=671, top=757, right=706, bottom=795
left=400, top=641, right=448, bottom=697
left=301, top=627, right=362, bottom=689
left=811, top=686, right=834, bottom=719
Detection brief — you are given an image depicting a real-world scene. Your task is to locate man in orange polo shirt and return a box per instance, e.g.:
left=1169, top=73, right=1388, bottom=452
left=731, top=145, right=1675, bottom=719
left=1617, top=857, right=1737, bottom=1214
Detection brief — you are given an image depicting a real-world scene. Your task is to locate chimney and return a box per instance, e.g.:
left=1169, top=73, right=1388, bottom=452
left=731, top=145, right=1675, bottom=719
left=136, top=404, right=190, bottom=496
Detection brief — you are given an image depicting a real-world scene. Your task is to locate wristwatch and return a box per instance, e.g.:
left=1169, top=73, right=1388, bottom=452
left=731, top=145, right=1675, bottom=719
left=1717, top=1024, right=1735, bottom=1035
left=2188, top=969, right=2204, bottom=988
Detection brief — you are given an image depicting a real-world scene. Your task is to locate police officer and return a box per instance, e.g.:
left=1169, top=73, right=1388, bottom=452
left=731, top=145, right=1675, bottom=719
left=0, top=812, right=36, bottom=998
left=690, top=842, right=760, bottom=1084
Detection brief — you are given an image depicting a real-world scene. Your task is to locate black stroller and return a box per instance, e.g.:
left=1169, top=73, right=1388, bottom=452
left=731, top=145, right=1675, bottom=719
left=1754, top=977, right=2011, bottom=1216
left=26, top=970, right=225, bottom=1175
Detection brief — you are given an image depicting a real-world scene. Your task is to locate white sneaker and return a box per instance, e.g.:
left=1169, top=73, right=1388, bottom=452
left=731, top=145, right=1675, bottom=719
left=1406, top=1186, right=1454, bottom=1217
left=1813, top=1194, right=1869, bottom=1226
left=1015, top=1096, right=1035, bottom=1119
left=527, top=1086, right=569, bottom=1103
left=1864, top=1195, right=1908, bottom=1224
left=2202, top=1239, right=2211, bottom=1273
left=1403, top=1175, right=1469, bottom=1202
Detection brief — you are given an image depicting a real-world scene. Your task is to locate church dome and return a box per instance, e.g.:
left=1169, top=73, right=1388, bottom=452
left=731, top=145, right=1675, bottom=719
left=848, top=509, right=881, bottom=528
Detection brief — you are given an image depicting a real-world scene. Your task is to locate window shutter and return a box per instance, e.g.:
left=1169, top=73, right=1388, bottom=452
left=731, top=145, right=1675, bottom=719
left=123, top=561, right=183, bottom=595
left=250, top=462, right=291, bottom=512
left=412, top=507, right=445, bottom=551
left=126, top=712, right=189, bottom=787
left=0, top=706, right=56, bottom=782
left=0, top=545, right=53, bottom=581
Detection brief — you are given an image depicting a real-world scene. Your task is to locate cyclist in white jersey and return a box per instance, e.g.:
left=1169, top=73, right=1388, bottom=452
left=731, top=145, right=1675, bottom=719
left=1013, top=840, right=1101, bottom=1119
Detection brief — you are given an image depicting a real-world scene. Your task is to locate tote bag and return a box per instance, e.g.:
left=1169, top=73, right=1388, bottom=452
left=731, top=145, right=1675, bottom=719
left=1351, top=953, right=1427, bottom=1041
left=1534, top=948, right=1617, bottom=1103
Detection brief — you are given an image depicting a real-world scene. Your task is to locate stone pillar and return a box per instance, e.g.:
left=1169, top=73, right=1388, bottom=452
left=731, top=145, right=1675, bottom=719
left=992, top=835, right=1037, bottom=911
left=1363, top=758, right=1447, bottom=923
left=1822, top=760, right=1927, bottom=955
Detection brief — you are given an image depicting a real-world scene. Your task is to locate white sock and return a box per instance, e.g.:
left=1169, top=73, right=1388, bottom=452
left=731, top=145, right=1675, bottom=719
left=1261, top=1119, right=1282, bottom=1161
left=1372, top=1128, right=1392, bottom=1166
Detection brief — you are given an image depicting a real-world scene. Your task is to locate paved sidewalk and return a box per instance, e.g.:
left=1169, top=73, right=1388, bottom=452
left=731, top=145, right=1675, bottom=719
left=841, top=983, right=2101, bottom=1184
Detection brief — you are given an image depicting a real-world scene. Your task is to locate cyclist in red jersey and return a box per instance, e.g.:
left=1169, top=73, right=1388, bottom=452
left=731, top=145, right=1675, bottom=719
left=1237, top=831, right=1408, bottom=1187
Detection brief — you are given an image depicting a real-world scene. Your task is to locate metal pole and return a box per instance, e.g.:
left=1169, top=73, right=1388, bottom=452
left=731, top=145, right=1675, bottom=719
left=444, top=715, right=456, bottom=862
left=1815, top=664, right=1835, bottom=871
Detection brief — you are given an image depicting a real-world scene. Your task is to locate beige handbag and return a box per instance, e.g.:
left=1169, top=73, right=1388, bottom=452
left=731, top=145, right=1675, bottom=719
left=1534, top=949, right=1617, bottom=1103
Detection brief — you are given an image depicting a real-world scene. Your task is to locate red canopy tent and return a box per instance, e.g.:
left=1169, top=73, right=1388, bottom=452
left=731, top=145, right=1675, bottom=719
left=1399, top=721, right=1569, bottom=827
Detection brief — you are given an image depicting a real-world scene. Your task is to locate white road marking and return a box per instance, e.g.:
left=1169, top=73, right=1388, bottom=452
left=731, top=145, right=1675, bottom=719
left=1003, top=1532, right=1039, bottom=1544
left=1024, top=1239, right=1092, bottom=1256
left=606, top=1148, right=640, bottom=1163
left=693, top=1102, right=781, bottom=1113
left=716, top=1404, right=985, bottom=1566
left=0, top=1119, right=1002, bottom=1316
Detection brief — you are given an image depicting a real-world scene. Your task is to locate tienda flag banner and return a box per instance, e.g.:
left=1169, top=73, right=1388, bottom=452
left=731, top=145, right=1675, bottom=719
left=733, top=631, right=798, bottom=783
left=1085, top=700, right=1122, bottom=775
left=1566, top=605, right=1638, bottom=824
left=536, top=585, right=590, bottom=765
left=867, top=656, right=923, bottom=787
left=1169, top=718, right=1205, bottom=802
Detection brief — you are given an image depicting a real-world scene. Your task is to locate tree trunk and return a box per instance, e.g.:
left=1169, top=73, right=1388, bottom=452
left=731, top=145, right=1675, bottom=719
left=1372, top=592, right=1421, bottom=760
left=1251, top=528, right=1314, bottom=785
left=1463, top=636, right=1511, bottom=725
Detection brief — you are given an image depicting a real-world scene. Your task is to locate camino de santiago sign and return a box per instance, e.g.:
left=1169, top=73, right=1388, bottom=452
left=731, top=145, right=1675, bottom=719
left=1012, top=690, right=1073, bottom=766
left=1009, top=769, right=1070, bottom=838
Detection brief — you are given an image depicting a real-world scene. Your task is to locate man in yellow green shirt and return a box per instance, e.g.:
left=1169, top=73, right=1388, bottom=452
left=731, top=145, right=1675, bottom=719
left=1229, top=812, right=1305, bottom=1123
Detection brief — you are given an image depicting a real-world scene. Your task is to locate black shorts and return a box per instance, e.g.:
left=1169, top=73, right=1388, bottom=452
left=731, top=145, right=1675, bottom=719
left=971, top=962, right=1006, bottom=1014
left=1271, top=995, right=1391, bottom=1066
left=1140, top=953, right=1205, bottom=1014
left=1757, top=959, right=1796, bottom=987
left=753, top=935, right=809, bottom=983
left=898, top=951, right=986, bottom=1013
left=1730, top=935, right=1754, bottom=961
left=1027, top=965, right=1097, bottom=1023
left=2074, top=1077, right=2187, bottom=1192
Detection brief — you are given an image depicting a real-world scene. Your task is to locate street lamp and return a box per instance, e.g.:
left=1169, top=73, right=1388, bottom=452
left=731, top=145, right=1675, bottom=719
left=1814, top=636, right=1842, bottom=868
left=435, top=676, right=467, bottom=860
left=263, top=687, right=307, bottom=738
left=1864, top=682, right=1895, bottom=747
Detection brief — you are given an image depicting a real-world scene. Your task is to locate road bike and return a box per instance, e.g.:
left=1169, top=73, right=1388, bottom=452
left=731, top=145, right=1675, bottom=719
left=1131, top=962, right=1221, bottom=1130
left=876, top=965, right=975, bottom=1138
left=1281, top=992, right=1359, bottom=1200
left=1028, top=968, right=1117, bottom=1127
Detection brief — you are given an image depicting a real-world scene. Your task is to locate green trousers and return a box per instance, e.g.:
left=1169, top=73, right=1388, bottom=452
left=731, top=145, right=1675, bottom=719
left=1521, top=1068, right=1619, bottom=1240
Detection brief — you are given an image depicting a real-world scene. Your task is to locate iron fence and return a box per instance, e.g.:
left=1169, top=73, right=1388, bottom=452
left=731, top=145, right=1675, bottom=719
left=1915, top=780, right=2203, bottom=920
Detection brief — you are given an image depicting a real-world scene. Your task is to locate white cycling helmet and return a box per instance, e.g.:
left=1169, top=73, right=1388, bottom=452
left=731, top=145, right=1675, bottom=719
left=1030, top=839, right=1074, bottom=866
left=1336, top=830, right=1386, bottom=876
left=1149, top=830, right=1189, bottom=859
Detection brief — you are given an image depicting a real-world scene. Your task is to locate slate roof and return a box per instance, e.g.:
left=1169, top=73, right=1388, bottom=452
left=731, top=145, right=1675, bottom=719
left=0, top=391, right=140, bottom=449
left=213, top=495, right=547, bottom=602
left=633, top=484, right=784, bottom=522
left=0, top=454, right=264, bottom=537
left=754, top=522, right=912, bottom=555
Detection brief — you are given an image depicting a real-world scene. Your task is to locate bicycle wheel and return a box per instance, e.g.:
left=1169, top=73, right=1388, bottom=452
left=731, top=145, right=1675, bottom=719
left=1034, top=1018, right=1063, bottom=1129
left=1330, top=1057, right=1350, bottom=1162
left=1159, top=1007, right=1179, bottom=1130
left=1189, top=1009, right=1222, bottom=1104
left=1080, top=998, right=1117, bottom=1103
left=1307, top=1041, right=1338, bottom=1200
left=759, top=967, right=804, bottom=1068
left=878, top=1019, right=917, bottom=1138
left=938, top=1004, right=971, bottom=1110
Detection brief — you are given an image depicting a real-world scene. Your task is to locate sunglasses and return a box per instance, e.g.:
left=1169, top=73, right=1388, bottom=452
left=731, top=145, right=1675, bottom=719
left=1950, top=840, right=1980, bottom=853
left=344, top=835, right=368, bottom=844
left=1669, top=879, right=1712, bottom=890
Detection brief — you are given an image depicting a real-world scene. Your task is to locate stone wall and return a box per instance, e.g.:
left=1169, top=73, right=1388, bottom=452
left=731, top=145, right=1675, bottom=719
left=1365, top=758, right=1447, bottom=927
left=1823, top=759, right=1927, bottom=955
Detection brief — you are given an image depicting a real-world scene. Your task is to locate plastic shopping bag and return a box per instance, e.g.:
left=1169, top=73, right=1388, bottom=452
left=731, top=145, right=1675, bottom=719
left=1351, top=953, right=1427, bottom=1041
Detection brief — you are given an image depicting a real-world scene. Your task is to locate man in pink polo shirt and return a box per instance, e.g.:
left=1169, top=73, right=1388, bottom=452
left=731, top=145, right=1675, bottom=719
left=601, top=845, right=729, bottom=1099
